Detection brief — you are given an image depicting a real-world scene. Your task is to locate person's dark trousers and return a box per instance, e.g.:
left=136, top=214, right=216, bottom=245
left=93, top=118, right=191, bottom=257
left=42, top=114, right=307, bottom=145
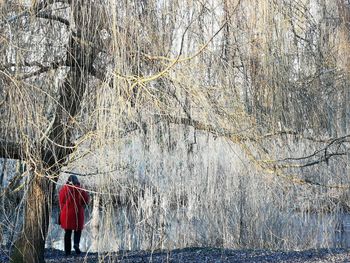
left=64, top=230, right=72, bottom=255
left=64, top=230, right=82, bottom=255
left=73, top=230, right=82, bottom=254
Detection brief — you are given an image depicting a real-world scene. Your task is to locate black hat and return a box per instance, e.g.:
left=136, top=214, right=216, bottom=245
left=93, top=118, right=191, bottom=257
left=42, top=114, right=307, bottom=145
left=67, top=175, right=79, bottom=185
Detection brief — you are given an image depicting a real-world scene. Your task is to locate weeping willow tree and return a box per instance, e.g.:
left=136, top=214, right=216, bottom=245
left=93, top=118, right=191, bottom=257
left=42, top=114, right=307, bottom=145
left=0, top=0, right=349, bottom=262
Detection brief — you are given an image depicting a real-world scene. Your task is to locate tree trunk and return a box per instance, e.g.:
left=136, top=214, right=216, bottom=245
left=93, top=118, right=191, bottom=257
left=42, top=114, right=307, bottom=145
left=91, top=194, right=100, bottom=251
left=8, top=2, right=102, bottom=261
left=11, top=174, right=53, bottom=263
left=0, top=159, right=6, bottom=187
left=238, top=173, right=247, bottom=247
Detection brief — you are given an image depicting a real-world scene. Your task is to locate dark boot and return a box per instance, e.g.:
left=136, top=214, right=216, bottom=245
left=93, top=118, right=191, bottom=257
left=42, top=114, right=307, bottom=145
left=64, top=230, right=72, bottom=256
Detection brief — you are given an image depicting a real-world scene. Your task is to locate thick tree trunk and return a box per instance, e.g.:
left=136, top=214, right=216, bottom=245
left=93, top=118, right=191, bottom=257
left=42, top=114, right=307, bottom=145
left=11, top=174, right=53, bottom=263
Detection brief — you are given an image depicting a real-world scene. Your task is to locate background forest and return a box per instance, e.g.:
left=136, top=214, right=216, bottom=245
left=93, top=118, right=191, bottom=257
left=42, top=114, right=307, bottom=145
left=0, top=0, right=349, bottom=262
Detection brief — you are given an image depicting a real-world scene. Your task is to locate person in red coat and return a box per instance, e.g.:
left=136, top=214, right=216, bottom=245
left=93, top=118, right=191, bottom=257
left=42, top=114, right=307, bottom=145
left=59, top=175, right=89, bottom=255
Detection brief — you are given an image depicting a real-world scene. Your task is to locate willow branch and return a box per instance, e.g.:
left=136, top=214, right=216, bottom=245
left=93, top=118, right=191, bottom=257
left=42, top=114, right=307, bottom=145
left=0, top=139, right=23, bottom=160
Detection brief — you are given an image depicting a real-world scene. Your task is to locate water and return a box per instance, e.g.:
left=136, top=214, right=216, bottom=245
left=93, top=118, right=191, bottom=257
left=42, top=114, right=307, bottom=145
left=45, top=206, right=350, bottom=252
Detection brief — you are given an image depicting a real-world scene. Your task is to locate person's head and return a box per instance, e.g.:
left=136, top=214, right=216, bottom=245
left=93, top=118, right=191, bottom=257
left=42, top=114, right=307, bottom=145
left=66, top=175, right=80, bottom=186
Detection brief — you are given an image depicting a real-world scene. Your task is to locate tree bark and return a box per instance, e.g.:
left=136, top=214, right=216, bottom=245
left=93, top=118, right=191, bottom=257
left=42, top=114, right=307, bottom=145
left=11, top=175, right=53, bottom=263
left=0, top=158, right=6, bottom=187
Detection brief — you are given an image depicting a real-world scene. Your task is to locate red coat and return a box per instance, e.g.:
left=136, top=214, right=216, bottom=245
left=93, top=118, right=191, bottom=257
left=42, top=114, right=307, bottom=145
left=59, top=184, right=89, bottom=231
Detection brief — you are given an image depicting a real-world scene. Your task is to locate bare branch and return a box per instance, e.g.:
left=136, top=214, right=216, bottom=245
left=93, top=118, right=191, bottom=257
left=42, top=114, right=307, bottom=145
left=0, top=59, right=67, bottom=79
left=35, top=12, right=70, bottom=27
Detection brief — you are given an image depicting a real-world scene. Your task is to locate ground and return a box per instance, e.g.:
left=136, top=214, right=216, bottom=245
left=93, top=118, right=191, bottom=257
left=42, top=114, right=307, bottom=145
left=1, top=247, right=350, bottom=262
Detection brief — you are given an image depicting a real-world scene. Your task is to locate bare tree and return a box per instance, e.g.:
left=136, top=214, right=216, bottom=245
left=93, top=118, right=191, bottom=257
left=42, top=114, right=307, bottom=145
left=0, top=0, right=349, bottom=262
